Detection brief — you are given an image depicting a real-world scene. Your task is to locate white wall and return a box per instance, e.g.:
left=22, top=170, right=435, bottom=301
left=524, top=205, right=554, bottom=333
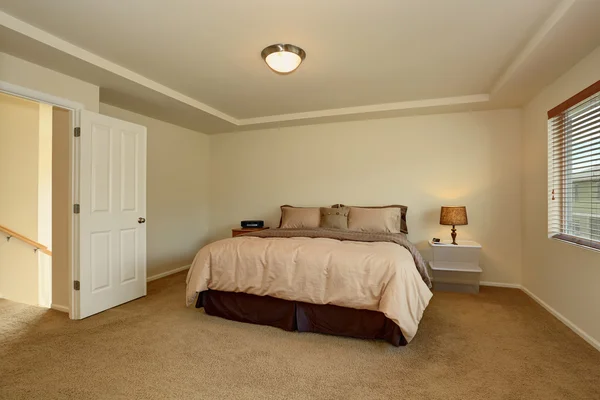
left=522, top=45, right=600, bottom=347
left=100, top=104, right=211, bottom=277
left=0, top=93, right=40, bottom=305
left=209, top=109, right=523, bottom=285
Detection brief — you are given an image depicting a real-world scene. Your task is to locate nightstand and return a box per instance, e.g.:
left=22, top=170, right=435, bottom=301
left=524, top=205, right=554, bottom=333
left=231, top=227, right=269, bottom=237
left=428, top=240, right=482, bottom=293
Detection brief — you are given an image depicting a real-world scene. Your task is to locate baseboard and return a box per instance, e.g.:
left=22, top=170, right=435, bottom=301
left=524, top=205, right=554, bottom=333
left=470, top=281, right=598, bottom=352
left=51, top=303, right=69, bottom=313
left=480, top=281, right=522, bottom=289
left=51, top=266, right=191, bottom=311
left=147, top=264, right=191, bottom=282
left=521, top=286, right=600, bottom=352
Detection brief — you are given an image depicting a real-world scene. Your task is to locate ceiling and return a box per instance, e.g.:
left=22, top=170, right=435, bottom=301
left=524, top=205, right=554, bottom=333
left=1, top=0, right=599, bottom=133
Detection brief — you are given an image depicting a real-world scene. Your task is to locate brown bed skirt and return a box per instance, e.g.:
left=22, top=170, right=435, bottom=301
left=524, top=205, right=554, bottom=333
left=195, top=290, right=407, bottom=346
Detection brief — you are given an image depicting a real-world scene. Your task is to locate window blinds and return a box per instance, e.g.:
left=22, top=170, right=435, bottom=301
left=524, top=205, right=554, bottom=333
left=548, top=81, right=600, bottom=251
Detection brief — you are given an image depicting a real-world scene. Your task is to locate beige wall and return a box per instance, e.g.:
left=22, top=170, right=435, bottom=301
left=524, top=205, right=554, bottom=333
left=38, top=105, right=53, bottom=248
left=209, top=109, right=523, bottom=285
left=52, top=107, right=71, bottom=309
left=522, top=45, right=600, bottom=345
left=0, top=52, right=100, bottom=112
left=37, top=103, right=53, bottom=307
left=0, top=93, right=40, bottom=305
left=100, top=104, right=211, bottom=277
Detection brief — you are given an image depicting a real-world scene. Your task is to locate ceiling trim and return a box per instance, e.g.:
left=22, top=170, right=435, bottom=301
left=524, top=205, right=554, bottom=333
left=490, top=0, right=575, bottom=94
left=237, top=94, right=490, bottom=125
left=0, top=10, right=237, bottom=124
left=0, top=0, right=579, bottom=129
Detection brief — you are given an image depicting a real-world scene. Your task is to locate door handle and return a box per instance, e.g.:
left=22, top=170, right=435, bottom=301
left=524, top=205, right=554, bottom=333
left=138, top=217, right=146, bottom=224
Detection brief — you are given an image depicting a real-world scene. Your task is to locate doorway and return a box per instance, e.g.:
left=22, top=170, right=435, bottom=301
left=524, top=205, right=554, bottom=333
left=0, top=80, right=148, bottom=320
left=0, top=91, right=71, bottom=310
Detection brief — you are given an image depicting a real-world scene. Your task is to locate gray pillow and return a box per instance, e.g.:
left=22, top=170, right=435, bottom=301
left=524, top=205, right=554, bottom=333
left=320, top=207, right=349, bottom=230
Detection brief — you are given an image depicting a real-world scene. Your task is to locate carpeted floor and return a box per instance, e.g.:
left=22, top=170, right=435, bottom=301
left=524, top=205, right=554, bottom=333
left=1, top=272, right=599, bottom=400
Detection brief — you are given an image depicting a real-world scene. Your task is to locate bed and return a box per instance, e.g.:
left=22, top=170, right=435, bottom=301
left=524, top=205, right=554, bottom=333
left=186, top=225, right=433, bottom=346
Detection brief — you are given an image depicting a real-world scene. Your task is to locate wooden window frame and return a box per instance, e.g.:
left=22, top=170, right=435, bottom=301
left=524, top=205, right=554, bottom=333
left=548, top=79, right=600, bottom=251
left=547, top=81, right=600, bottom=119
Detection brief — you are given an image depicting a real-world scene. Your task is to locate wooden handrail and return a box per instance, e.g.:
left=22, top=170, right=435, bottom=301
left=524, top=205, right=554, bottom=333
left=0, top=224, right=52, bottom=256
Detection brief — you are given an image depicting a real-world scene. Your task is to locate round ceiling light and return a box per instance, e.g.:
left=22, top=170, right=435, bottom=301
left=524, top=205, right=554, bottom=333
left=261, top=44, right=306, bottom=74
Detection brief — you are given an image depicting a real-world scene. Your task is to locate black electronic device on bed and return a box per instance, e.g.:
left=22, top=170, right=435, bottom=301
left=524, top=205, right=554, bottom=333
left=241, top=220, right=264, bottom=228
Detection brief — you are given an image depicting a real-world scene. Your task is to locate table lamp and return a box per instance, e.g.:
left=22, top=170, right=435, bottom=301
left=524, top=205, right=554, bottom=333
left=440, top=206, right=468, bottom=245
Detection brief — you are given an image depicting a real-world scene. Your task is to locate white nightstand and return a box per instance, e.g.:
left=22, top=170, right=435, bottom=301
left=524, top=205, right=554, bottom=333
left=428, top=240, right=482, bottom=293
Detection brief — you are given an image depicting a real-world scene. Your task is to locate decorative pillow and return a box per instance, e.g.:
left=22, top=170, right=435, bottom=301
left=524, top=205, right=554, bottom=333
left=347, top=207, right=402, bottom=233
left=279, top=205, right=320, bottom=229
left=320, top=207, right=349, bottom=230
left=333, top=204, right=408, bottom=234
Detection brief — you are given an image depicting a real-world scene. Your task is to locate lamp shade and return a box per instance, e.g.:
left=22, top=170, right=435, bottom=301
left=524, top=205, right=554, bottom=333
left=440, top=206, right=468, bottom=226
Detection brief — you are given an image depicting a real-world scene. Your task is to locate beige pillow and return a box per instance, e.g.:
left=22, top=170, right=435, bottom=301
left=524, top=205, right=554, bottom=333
left=347, top=207, right=402, bottom=233
left=320, top=207, right=349, bottom=230
left=334, top=204, right=408, bottom=234
left=280, top=206, right=320, bottom=229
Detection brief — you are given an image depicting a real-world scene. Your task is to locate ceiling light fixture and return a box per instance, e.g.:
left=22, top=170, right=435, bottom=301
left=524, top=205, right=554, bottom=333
left=261, top=44, right=306, bottom=74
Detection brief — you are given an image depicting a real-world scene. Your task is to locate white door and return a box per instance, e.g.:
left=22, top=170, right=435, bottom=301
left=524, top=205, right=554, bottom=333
left=78, top=110, right=147, bottom=318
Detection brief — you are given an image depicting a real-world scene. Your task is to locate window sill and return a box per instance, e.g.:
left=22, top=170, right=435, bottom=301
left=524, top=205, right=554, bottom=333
left=549, top=234, right=600, bottom=253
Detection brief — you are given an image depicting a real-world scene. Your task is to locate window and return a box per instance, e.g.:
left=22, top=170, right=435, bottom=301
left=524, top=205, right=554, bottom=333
left=548, top=80, right=600, bottom=251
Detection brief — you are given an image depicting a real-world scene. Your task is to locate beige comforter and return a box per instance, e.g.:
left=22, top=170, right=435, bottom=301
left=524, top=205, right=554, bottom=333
left=186, top=230, right=432, bottom=342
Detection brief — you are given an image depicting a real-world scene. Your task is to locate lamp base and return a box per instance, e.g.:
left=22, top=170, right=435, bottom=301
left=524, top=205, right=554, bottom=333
left=451, top=225, right=457, bottom=245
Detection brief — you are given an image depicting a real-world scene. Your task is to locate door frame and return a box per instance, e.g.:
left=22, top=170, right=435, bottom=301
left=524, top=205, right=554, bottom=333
left=0, top=80, right=84, bottom=319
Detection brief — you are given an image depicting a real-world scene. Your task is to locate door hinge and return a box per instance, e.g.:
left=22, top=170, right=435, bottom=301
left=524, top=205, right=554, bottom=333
left=74, top=127, right=81, bottom=137
left=74, top=280, right=80, bottom=291
left=73, top=204, right=80, bottom=214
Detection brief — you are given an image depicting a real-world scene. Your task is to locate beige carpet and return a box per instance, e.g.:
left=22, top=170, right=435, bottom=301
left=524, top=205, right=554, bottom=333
left=1, top=272, right=599, bottom=400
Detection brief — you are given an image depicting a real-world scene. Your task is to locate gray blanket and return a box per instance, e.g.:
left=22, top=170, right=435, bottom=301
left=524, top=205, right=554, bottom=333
left=243, top=228, right=432, bottom=288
